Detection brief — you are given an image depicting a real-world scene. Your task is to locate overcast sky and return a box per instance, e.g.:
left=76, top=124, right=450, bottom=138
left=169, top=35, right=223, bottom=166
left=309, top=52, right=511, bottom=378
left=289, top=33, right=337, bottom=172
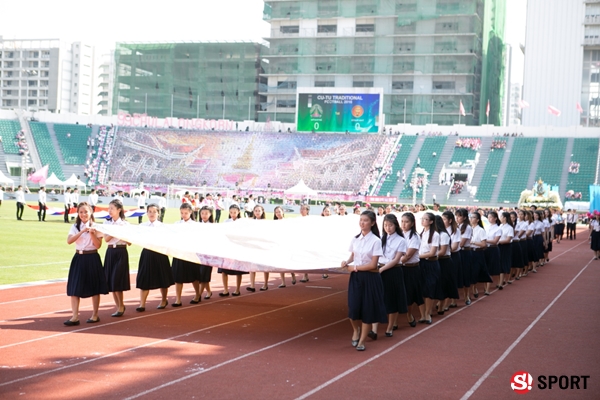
left=1, top=0, right=526, bottom=78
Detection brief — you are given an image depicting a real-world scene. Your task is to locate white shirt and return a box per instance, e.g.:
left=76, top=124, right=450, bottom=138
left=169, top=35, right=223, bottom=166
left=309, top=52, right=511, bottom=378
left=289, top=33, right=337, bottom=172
left=403, top=231, right=421, bottom=264
left=64, top=191, right=71, bottom=206
left=447, top=226, right=461, bottom=252
left=71, top=192, right=79, bottom=203
left=0, top=188, right=3, bottom=201
left=543, top=219, right=551, bottom=230
left=38, top=190, right=46, bottom=204
left=137, top=194, right=146, bottom=207
left=499, top=223, right=514, bottom=242
left=140, top=220, right=162, bottom=228
left=348, top=231, right=383, bottom=267
left=470, top=225, right=487, bottom=248
left=459, top=224, right=472, bottom=247
left=419, top=230, right=440, bottom=255
left=69, top=222, right=100, bottom=251
left=591, top=220, right=600, bottom=232
left=104, top=218, right=130, bottom=246
left=15, top=189, right=25, bottom=203
left=114, top=195, right=123, bottom=202
left=380, top=232, right=407, bottom=264
left=245, top=199, right=256, bottom=212
left=486, top=224, right=502, bottom=245
left=88, top=193, right=98, bottom=206
left=438, top=232, right=451, bottom=256
left=533, top=220, right=545, bottom=235
left=158, top=197, right=167, bottom=208
left=176, top=218, right=195, bottom=224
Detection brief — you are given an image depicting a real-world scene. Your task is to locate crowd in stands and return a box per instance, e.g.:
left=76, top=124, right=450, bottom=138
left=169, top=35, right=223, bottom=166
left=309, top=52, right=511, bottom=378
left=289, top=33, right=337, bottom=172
left=565, top=190, right=582, bottom=199
left=15, top=130, right=29, bottom=156
left=491, top=140, right=507, bottom=150
left=568, top=162, right=580, bottom=174
left=493, top=132, right=524, bottom=137
left=455, top=138, right=481, bottom=151
left=451, top=181, right=465, bottom=194
left=85, top=126, right=115, bottom=184
left=410, top=176, right=426, bottom=192
left=362, top=137, right=399, bottom=193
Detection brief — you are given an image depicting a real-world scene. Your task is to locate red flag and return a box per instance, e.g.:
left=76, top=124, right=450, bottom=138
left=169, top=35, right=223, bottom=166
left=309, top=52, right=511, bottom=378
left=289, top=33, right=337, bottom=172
left=576, top=102, right=583, bottom=114
left=547, top=105, right=561, bottom=116
left=485, top=100, right=490, bottom=117
left=518, top=99, right=529, bottom=109
left=459, top=100, right=466, bottom=116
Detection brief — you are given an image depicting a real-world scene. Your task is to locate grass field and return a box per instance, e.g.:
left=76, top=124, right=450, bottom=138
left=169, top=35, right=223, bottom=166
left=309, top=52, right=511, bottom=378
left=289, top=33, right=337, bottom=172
left=0, top=201, right=285, bottom=285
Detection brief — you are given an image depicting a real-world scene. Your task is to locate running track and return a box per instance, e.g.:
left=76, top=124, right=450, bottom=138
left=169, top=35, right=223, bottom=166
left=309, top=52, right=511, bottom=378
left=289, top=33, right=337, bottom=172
left=0, top=230, right=598, bottom=399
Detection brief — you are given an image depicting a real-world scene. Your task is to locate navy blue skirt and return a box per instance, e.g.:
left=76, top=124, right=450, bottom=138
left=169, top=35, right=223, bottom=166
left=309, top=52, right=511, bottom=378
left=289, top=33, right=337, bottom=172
left=459, top=249, right=473, bottom=288
left=218, top=268, right=248, bottom=276
left=104, top=247, right=131, bottom=292
left=438, top=257, right=459, bottom=299
left=472, top=250, right=492, bottom=283
left=519, top=240, right=529, bottom=265
left=485, top=246, right=501, bottom=276
left=172, top=258, right=201, bottom=283
left=511, top=241, right=524, bottom=269
left=527, top=238, right=536, bottom=262
left=591, top=231, right=600, bottom=251
left=67, top=252, right=109, bottom=298
left=555, top=223, right=565, bottom=236
left=381, top=266, right=408, bottom=314
left=499, top=243, right=512, bottom=274
left=136, top=249, right=174, bottom=290
left=347, top=271, right=388, bottom=324
left=451, top=252, right=463, bottom=289
left=419, top=259, right=444, bottom=300
left=402, top=264, right=424, bottom=306
left=198, top=265, right=213, bottom=283
left=533, top=235, right=544, bottom=260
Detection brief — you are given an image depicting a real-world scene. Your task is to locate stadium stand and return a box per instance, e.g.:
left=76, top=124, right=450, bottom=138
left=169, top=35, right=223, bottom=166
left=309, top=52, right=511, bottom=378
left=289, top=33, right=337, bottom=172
left=0, top=120, right=22, bottom=154
left=399, top=136, right=448, bottom=198
left=29, top=122, right=64, bottom=180
left=497, top=137, right=538, bottom=203
left=475, top=148, right=505, bottom=202
left=450, top=137, right=481, bottom=164
left=53, top=123, right=93, bottom=165
left=377, top=135, right=417, bottom=196
left=105, top=128, right=387, bottom=191
left=567, top=138, right=600, bottom=202
left=535, top=138, right=567, bottom=188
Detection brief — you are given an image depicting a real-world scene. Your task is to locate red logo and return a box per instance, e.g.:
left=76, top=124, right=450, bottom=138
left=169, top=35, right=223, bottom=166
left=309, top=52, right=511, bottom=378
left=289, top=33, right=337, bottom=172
left=511, top=371, right=533, bottom=394
left=351, top=105, right=364, bottom=118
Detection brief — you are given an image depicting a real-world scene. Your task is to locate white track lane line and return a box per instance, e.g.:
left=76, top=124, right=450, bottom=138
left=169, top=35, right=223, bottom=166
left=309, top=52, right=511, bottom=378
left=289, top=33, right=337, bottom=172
left=294, top=240, right=586, bottom=399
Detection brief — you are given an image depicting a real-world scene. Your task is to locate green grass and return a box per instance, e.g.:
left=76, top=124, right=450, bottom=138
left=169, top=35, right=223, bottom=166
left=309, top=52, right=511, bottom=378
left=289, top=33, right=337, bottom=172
left=0, top=201, right=284, bottom=285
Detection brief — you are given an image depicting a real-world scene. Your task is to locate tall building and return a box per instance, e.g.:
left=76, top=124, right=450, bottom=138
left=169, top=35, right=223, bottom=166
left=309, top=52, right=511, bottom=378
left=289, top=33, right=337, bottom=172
left=260, top=0, right=506, bottom=126
left=112, top=42, right=266, bottom=121
left=522, top=0, right=589, bottom=127
left=0, top=37, right=95, bottom=114
left=97, top=52, right=114, bottom=116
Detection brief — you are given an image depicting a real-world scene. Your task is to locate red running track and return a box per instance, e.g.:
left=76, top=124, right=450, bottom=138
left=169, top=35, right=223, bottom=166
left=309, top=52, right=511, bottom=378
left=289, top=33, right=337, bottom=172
left=0, top=231, right=598, bottom=399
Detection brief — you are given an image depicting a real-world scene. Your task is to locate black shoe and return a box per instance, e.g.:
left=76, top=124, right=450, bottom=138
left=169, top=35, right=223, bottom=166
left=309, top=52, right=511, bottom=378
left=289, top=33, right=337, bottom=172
left=86, top=317, right=100, bottom=323
left=465, top=299, right=471, bottom=305
left=231, top=291, right=241, bottom=296
left=219, top=292, right=230, bottom=297
left=259, top=286, right=269, bottom=291
left=190, top=298, right=201, bottom=304
left=437, top=311, right=444, bottom=315
left=204, top=292, right=212, bottom=300
left=425, top=319, right=432, bottom=325
left=136, top=307, right=145, bottom=312
left=473, top=291, right=479, bottom=298
left=484, top=291, right=490, bottom=296
left=409, top=318, right=417, bottom=328
left=393, top=325, right=399, bottom=331
left=246, top=287, right=256, bottom=292
left=172, top=302, right=182, bottom=307
left=367, top=330, right=377, bottom=341
left=356, top=345, right=366, bottom=351
left=157, top=301, right=168, bottom=309
left=385, top=332, right=393, bottom=337
left=322, top=274, right=329, bottom=279
left=352, top=339, right=359, bottom=347
left=111, top=310, right=125, bottom=317
left=449, top=303, right=458, bottom=308
left=64, top=319, right=80, bottom=326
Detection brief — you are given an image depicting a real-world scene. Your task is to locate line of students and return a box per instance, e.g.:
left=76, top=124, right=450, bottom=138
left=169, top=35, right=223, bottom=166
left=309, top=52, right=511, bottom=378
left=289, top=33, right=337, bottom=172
left=341, top=208, right=560, bottom=351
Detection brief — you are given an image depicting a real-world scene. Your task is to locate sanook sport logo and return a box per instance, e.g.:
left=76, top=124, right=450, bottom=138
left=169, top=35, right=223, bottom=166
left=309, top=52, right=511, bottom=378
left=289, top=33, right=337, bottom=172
left=510, top=371, right=590, bottom=394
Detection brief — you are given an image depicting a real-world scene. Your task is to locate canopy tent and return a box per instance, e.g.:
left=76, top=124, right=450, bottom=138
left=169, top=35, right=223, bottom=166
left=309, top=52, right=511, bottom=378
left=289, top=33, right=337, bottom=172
left=45, top=173, right=64, bottom=186
left=284, top=180, right=318, bottom=197
left=63, top=173, right=87, bottom=189
left=0, top=170, right=15, bottom=187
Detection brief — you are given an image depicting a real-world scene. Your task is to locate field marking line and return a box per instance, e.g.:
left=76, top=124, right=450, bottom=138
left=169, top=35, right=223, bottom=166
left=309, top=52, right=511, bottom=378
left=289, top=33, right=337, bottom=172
left=124, top=318, right=348, bottom=399
left=0, top=256, right=140, bottom=270
left=295, top=240, right=587, bottom=399
left=0, top=290, right=346, bottom=387
left=459, top=257, right=593, bottom=400
left=0, top=293, right=63, bottom=305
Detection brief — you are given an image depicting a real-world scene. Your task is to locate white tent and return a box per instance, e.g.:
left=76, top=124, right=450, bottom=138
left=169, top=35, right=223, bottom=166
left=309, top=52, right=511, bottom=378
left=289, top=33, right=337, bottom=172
left=0, top=170, right=14, bottom=187
left=63, top=173, right=86, bottom=189
left=284, top=179, right=318, bottom=197
left=44, top=173, right=64, bottom=187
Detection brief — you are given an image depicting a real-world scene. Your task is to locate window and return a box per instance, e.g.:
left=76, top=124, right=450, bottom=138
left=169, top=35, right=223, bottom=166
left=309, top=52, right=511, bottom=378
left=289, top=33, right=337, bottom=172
left=28, top=90, right=37, bottom=96
left=280, top=26, right=300, bottom=34
left=277, top=81, right=297, bottom=89
left=28, top=80, right=37, bottom=87
left=433, top=81, right=456, bottom=90
left=316, top=59, right=336, bottom=72
left=353, top=80, right=374, bottom=88
left=435, top=22, right=459, bottom=32
left=318, top=25, right=337, bottom=34
left=276, top=99, right=296, bottom=108
left=318, top=0, right=338, bottom=16
left=356, top=24, right=375, bottom=33
left=41, top=71, right=49, bottom=77
left=28, top=99, right=37, bottom=106
left=40, top=80, right=49, bottom=87
left=315, top=81, right=335, bottom=87
left=355, top=39, right=375, bottom=54
left=396, top=2, right=417, bottom=12
left=392, top=81, right=414, bottom=90
left=39, top=99, right=48, bottom=106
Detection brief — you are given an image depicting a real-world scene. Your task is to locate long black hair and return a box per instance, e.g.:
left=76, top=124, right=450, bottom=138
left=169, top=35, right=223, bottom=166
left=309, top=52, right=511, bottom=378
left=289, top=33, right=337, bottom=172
left=228, top=204, right=240, bottom=220
left=502, top=211, right=514, bottom=229
left=199, top=206, right=214, bottom=223
left=381, top=214, right=403, bottom=250
left=75, top=202, right=95, bottom=232
left=180, top=202, right=195, bottom=221
left=355, top=210, right=380, bottom=238
left=109, top=199, right=125, bottom=220
left=470, top=211, right=484, bottom=229
left=421, top=212, right=437, bottom=244
left=488, top=211, right=500, bottom=226
left=253, top=205, right=266, bottom=219
left=402, top=212, right=418, bottom=240
left=273, top=206, right=284, bottom=220
left=456, top=208, right=469, bottom=234
left=442, top=210, right=458, bottom=235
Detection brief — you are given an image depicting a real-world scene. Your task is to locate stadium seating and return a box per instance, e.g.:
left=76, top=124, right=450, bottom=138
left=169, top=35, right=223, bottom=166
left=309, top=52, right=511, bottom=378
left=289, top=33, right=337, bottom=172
left=450, top=137, right=481, bottom=164
left=29, top=122, right=64, bottom=180
left=0, top=120, right=22, bottom=154
left=399, top=136, right=448, bottom=198
left=497, top=138, right=538, bottom=203
left=567, top=138, right=599, bottom=202
left=377, top=135, right=417, bottom=195
left=535, top=138, right=567, bottom=188
left=475, top=149, right=505, bottom=202
left=53, top=124, right=92, bottom=164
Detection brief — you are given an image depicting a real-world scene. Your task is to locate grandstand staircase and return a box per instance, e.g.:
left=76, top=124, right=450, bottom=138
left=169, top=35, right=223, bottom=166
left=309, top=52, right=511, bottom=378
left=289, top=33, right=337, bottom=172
left=559, top=138, right=575, bottom=195
left=391, top=136, right=426, bottom=198
left=426, top=138, right=461, bottom=204
left=15, top=111, right=42, bottom=171
left=466, top=137, right=494, bottom=190
left=489, top=137, right=516, bottom=203
left=525, top=137, right=545, bottom=193
left=0, top=146, right=11, bottom=177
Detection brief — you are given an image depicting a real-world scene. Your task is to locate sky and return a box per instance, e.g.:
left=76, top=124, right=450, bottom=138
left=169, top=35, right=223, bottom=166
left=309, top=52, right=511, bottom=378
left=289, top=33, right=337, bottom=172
left=0, top=0, right=527, bottom=78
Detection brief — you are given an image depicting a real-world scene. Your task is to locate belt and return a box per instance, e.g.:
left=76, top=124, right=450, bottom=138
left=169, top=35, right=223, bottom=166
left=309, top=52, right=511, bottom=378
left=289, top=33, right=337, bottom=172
left=471, top=247, right=485, bottom=252
left=534, top=234, right=542, bottom=237
left=438, top=255, right=451, bottom=260
left=110, top=244, right=127, bottom=248
left=487, top=244, right=498, bottom=248
left=403, top=262, right=420, bottom=267
left=451, top=251, right=460, bottom=254
left=76, top=250, right=97, bottom=255
left=421, top=256, right=438, bottom=261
